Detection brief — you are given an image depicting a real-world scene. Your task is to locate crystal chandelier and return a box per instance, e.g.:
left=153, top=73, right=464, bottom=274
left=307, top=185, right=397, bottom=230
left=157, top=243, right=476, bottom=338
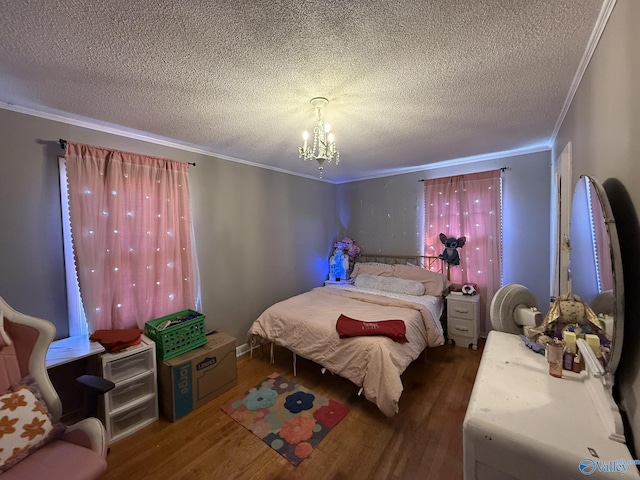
left=298, top=97, right=339, bottom=178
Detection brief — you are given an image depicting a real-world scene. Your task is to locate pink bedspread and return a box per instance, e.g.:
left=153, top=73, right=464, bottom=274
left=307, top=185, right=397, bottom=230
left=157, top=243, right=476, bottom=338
left=248, top=286, right=444, bottom=416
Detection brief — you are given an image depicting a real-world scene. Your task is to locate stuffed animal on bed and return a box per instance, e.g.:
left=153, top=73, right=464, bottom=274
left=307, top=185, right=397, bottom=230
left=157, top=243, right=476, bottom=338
left=438, top=233, right=466, bottom=265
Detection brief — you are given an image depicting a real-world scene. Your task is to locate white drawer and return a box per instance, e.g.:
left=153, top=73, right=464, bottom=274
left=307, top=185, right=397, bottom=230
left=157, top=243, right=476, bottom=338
left=109, top=396, right=157, bottom=442
left=450, top=317, right=475, bottom=339
left=107, top=371, right=156, bottom=411
left=104, top=349, right=154, bottom=383
left=448, top=300, right=475, bottom=320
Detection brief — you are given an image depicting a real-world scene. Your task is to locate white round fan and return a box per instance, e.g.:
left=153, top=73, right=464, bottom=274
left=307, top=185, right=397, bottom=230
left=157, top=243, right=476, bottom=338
left=490, top=284, right=541, bottom=334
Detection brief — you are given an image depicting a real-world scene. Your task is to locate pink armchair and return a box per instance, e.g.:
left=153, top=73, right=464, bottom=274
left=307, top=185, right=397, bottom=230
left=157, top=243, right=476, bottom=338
left=0, top=296, right=108, bottom=479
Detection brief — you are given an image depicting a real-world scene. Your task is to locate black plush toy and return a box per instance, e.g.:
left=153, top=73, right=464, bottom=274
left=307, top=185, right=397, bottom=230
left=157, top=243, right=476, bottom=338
left=438, top=233, right=466, bottom=265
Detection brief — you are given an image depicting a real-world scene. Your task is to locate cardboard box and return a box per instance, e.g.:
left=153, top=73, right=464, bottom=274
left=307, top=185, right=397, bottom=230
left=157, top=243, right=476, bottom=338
left=158, top=331, right=237, bottom=422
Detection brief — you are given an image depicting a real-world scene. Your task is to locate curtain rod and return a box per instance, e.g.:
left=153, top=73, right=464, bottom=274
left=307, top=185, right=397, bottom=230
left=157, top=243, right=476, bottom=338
left=58, top=139, right=196, bottom=166
left=418, top=166, right=509, bottom=182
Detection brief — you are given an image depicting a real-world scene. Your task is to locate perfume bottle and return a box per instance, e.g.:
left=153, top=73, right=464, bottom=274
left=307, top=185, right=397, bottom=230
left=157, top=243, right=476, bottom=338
left=547, top=340, right=563, bottom=378
left=572, top=352, right=582, bottom=373
left=563, top=351, right=574, bottom=370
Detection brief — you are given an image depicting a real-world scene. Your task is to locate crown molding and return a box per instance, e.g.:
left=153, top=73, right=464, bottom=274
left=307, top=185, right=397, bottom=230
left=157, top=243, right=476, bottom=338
left=549, top=0, right=617, bottom=145
left=0, top=102, right=334, bottom=183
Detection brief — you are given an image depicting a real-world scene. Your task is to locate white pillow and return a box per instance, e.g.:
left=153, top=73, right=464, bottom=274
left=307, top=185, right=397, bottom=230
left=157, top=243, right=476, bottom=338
left=354, top=274, right=425, bottom=296
left=392, top=264, right=451, bottom=296
left=350, top=262, right=394, bottom=279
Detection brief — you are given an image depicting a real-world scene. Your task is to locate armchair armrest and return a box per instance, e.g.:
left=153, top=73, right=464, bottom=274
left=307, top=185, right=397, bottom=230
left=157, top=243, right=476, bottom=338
left=76, top=374, right=115, bottom=394
left=63, top=417, right=109, bottom=458
left=76, top=374, right=115, bottom=419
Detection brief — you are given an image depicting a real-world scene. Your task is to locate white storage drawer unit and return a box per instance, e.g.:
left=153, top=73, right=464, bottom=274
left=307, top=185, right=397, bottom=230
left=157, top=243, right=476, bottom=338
left=100, top=335, right=158, bottom=444
left=109, top=396, right=157, bottom=440
left=446, top=294, right=480, bottom=350
left=108, top=371, right=156, bottom=411
left=104, top=349, right=155, bottom=383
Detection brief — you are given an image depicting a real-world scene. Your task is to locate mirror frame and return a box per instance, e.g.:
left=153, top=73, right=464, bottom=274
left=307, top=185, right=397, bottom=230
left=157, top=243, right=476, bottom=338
left=573, top=175, right=625, bottom=375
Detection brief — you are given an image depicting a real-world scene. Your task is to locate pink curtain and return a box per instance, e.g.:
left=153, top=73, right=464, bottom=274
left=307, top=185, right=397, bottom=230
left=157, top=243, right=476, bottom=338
left=65, top=143, right=197, bottom=331
left=424, top=170, right=502, bottom=335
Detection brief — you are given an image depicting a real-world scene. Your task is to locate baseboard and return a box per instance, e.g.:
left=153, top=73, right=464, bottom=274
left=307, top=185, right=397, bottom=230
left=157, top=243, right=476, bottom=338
left=236, top=342, right=250, bottom=357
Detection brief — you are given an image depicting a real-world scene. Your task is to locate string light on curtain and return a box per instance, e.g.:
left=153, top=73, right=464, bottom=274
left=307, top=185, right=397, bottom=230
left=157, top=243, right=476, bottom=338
left=298, top=97, right=339, bottom=178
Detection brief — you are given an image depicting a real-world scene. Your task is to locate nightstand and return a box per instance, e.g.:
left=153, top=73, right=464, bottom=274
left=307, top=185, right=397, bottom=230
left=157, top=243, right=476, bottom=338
left=446, top=294, right=480, bottom=350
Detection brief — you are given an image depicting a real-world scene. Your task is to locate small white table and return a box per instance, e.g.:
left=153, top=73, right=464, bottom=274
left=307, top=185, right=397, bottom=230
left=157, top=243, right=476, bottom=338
left=463, top=331, right=639, bottom=479
left=46, top=335, right=105, bottom=369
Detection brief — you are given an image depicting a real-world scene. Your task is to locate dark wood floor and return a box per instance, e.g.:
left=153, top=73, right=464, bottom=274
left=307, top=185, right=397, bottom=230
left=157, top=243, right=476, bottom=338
left=102, top=340, right=483, bottom=480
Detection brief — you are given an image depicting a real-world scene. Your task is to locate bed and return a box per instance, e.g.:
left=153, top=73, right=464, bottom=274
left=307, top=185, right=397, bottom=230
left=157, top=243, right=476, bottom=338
left=247, top=255, right=450, bottom=416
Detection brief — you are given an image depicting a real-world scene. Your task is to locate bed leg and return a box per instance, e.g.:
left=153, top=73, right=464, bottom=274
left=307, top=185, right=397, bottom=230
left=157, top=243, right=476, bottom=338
left=270, top=342, right=275, bottom=364
left=293, top=352, right=297, bottom=377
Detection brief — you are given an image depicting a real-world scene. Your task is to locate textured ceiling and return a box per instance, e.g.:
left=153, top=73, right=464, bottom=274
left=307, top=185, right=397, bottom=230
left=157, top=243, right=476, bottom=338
left=0, top=0, right=605, bottom=182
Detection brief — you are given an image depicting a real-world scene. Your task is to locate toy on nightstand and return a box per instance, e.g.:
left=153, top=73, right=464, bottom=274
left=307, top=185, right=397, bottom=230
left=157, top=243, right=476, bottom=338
left=461, top=284, right=477, bottom=295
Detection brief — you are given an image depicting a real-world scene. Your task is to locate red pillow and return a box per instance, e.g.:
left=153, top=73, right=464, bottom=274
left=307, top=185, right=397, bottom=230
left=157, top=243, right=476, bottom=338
left=336, top=314, right=408, bottom=343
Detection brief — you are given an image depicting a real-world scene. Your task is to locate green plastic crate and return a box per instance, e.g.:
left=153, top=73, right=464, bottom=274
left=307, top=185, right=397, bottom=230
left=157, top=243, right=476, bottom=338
left=145, top=309, right=207, bottom=361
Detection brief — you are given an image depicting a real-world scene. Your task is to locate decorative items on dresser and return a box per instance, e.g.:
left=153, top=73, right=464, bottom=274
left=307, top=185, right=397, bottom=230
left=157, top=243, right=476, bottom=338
left=99, top=335, right=158, bottom=444
left=463, top=331, right=638, bottom=480
left=446, top=293, right=480, bottom=350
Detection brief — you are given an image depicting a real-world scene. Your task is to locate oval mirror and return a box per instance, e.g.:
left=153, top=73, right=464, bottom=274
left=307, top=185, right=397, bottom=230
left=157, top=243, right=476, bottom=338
left=570, top=175, right=624, bottom=374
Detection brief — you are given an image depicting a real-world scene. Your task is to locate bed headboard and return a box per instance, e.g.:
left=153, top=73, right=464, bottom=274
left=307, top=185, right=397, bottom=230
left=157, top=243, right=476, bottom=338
left=355, top=254, right=450, bottom=279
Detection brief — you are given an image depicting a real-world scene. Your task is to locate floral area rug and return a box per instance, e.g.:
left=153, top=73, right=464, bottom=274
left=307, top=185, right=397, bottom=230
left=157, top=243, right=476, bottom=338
left=221, top=372, right=350, bottom=465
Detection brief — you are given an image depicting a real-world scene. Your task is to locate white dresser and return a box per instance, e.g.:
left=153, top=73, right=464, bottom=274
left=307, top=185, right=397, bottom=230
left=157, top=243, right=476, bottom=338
left=463, top=331, right=638, bottom=479
left=100, top=335, right=159, bottom=444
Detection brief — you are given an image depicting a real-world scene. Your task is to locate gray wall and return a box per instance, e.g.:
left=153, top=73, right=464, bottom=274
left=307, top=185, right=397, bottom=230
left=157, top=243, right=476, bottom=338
left=554, top=0, right=640, bottom=455
left=0, top=108, right=336, bottom=343
left=336, top=150, right=552, bottom=315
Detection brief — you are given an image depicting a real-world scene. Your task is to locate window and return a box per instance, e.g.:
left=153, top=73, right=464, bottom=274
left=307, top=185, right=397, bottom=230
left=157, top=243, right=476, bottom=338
left=59, top=157, right=88, bottom=336
left=59, top=143, right=201, bottom=333
left=423, top=170, right=502, bottom=335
